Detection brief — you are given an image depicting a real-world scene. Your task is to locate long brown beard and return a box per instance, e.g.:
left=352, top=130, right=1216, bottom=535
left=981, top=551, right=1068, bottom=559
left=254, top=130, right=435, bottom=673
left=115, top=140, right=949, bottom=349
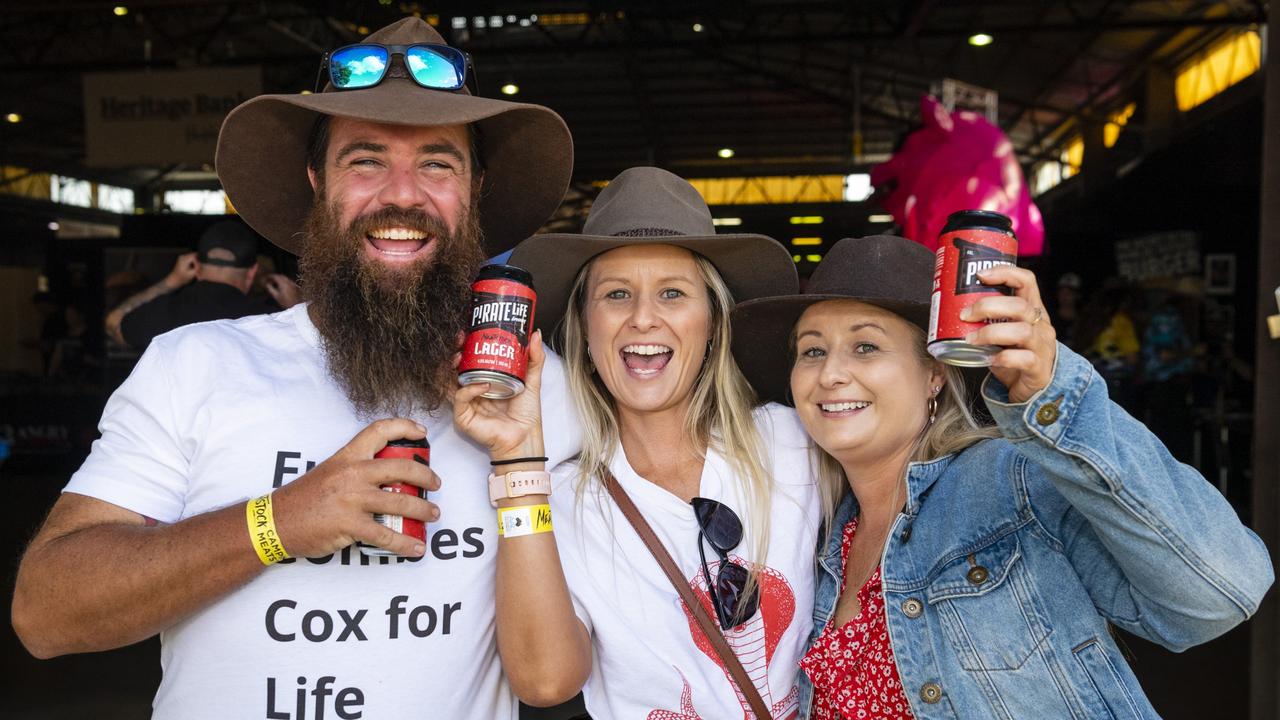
left=300, top=199, right=485, bottom=417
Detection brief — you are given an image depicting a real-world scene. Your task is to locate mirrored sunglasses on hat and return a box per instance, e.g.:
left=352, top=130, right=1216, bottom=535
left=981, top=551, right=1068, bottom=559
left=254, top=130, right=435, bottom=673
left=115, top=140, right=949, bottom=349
left=317, top=43, right=475, bottom=93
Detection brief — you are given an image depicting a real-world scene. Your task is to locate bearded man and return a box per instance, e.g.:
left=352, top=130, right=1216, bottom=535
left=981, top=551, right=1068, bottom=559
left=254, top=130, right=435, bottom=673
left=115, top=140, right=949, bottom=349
left=12, top=18, right=580, bottom=719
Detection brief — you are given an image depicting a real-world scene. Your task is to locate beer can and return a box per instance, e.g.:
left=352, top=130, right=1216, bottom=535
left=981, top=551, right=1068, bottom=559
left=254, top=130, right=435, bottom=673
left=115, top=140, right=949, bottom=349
left=458, top=264, right=537, bottom=398
left=358, top=437, right=431, bottom=558
left=927, top=210, right=1019, bottom=366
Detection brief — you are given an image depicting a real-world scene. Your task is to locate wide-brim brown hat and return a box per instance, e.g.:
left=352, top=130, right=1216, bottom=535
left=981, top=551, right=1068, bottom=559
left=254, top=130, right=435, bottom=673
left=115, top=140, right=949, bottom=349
left=731, top=234, right=935, bottom=404
left=508, top=166, right=797, bottom=342
left=215, top=17, right=573, bottom=256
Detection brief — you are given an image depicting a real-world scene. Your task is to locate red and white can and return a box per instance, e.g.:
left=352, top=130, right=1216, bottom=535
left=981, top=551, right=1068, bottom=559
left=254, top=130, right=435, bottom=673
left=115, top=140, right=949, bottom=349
left=458, top=264, right=537, bottom=398
left=358, top=437, right=431, bottom=558
left=927, top=210, right=1019, bottom=366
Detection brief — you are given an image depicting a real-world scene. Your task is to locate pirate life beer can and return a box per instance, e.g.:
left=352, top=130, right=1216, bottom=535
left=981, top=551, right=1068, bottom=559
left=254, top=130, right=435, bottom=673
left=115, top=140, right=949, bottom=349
left=358, top=437, right=431, bottom=558
left=458, top=264, right=537, bottom=399
left=927, top=210, right=1019, bottom=367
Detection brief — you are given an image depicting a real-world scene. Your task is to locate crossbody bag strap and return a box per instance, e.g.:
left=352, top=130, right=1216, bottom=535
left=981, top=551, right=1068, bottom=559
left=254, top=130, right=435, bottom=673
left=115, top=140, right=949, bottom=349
left=603, top=470, right=773, bottom=720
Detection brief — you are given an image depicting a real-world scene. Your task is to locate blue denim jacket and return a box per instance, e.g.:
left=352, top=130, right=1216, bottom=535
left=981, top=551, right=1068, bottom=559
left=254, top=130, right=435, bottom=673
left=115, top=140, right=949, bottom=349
left=799, top=345, right=1273, bottom=719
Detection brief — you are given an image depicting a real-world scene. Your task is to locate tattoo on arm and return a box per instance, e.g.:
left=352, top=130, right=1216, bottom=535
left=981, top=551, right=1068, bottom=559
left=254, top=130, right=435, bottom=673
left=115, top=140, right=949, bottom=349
left=105, top=280, right=179, bottom=346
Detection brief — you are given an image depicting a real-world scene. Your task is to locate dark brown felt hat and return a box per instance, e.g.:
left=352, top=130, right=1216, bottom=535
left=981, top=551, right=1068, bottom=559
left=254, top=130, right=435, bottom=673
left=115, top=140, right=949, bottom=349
left=731, top=234, right=935, bottom=404
left=508, top=166, right=798, bottom=342
left=215, top=17, right=573, bottom=256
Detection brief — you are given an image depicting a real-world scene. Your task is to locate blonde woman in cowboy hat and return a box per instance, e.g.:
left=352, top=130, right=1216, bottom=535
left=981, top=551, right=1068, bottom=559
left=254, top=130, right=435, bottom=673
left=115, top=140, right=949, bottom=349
left=455, top=167, right=821, bottom=718
left=731, top=235, right=1271, bottom=719
left=14, top=17, right=581, bottom=720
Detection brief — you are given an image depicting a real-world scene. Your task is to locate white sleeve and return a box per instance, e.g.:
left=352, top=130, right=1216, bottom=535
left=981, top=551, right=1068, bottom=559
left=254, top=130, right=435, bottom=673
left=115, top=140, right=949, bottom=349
left=540, top=350, right=582, bottom=468
left=64, top=340, right=191, bottom=522
left=756, top=402, right=817, bottom=486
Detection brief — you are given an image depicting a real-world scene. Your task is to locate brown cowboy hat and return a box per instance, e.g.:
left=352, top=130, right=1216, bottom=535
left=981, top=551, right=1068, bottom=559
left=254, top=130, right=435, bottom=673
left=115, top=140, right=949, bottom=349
left=215, top=17, right=573, bottom=256
left=731, top=234, right=934, bottom=404
left=508, top=166, right=797, bottom=342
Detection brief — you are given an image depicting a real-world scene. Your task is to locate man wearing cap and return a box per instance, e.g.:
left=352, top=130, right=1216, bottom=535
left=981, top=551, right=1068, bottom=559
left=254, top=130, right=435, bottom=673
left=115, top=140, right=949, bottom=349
left=104, top=220, right=296, bottom=350
left=14, top=17, right=578, bottom=719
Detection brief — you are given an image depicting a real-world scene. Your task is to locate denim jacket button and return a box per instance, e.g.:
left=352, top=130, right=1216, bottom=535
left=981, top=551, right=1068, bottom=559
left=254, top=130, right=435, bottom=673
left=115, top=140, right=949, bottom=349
left=1035, top=401, right=1061, bottom=425
left=920, top=682, right=943, bottom=704
left=902, top=598, right=924, bottom=618
left=966, top=566, right=990, bottom=585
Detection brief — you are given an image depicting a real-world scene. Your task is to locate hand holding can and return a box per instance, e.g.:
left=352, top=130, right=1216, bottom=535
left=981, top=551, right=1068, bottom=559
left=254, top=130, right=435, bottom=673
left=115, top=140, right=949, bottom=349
left=269, top=418, right=437, bottom=559
left=958, top=263, right=1058, bottom=403
left=359, top=437, right=432, bottom=558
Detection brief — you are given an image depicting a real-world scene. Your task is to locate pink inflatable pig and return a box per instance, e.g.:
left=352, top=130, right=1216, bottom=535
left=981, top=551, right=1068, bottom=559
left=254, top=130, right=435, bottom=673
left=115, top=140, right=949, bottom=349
left=871, top=95, right=1045, bottom=255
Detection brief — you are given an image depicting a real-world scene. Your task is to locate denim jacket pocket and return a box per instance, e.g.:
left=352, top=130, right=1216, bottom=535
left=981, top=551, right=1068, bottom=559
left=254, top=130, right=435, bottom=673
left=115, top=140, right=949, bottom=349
left=1071, top=638, right=1143, bottom=720
left=925, top=531, right=1053, bottom=671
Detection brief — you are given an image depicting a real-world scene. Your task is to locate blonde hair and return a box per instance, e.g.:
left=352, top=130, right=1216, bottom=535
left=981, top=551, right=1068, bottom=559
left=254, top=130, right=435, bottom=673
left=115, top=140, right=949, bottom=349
left=803, top=321, right=1000, bottom=530
left=561, top=249, right=773, bottom=597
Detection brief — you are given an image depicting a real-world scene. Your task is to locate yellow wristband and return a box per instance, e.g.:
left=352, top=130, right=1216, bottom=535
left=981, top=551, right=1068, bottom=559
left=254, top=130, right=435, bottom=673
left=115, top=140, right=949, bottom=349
left=246, top=493, right=290, bottom=565
left=497, top=503, right=553, bottom=538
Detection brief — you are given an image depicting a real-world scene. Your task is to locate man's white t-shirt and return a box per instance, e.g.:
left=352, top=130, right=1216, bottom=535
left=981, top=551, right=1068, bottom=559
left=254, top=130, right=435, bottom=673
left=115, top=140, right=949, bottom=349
left=552, top=403, right=819, bottom=720
left=65, top=304, right=581, bottom=720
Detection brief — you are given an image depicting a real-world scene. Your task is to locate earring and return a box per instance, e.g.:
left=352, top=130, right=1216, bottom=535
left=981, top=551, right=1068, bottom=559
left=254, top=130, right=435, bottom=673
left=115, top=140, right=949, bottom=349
left=928, top=396, right=938, bottom=425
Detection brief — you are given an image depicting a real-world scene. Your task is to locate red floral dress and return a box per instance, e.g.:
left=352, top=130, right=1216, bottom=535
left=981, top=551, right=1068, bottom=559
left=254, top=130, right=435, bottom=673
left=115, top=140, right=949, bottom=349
left=799, top=518, right=914, bottom=719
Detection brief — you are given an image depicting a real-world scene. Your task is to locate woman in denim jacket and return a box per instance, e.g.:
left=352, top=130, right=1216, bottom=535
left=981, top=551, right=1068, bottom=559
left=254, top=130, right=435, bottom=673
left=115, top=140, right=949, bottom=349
left=732, top=234, right=1273, bottom=719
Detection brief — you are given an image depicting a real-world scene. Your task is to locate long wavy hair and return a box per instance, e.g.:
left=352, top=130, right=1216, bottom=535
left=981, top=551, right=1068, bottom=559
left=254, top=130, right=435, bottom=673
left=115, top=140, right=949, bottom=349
left=560, top=249, right=773, bottom=597
left=799, top=320, right=1000, bottom=529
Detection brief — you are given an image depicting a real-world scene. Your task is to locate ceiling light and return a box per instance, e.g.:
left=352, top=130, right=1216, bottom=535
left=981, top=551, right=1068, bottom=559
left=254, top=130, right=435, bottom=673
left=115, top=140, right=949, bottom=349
left=789, top=215, right=823, bottom=225
left=712, top=217, right=742, bottom=226
left=113, top=6, right=128, bottom=16
left=5, top=113, right=20, bottom=123
left=501, top=83, right=519, bottom=95
left=791, top=237, right=822, bottom=246
left=692, top=23, right=705, bottom=32
left=968, top=33, right=993, bottom=47
left=717, top=147, right=735, bottom=159
left=805, top=254, right=823, bottom=262
left=868, top=213, right=895, bottom=223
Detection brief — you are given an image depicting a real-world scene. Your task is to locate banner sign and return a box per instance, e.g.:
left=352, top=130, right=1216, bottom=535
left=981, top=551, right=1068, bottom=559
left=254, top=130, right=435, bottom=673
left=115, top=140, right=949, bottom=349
left=1114, top=231, right=1200, bottom=281
left=84, top=67, right=262, bottom=167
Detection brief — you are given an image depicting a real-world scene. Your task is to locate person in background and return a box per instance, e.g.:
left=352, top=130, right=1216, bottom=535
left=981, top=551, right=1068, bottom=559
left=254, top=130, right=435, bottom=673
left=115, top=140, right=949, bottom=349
left=731, top=234, right=1271, bottom=719
left=1052, top=271, right=1082, bottom=350
left=1078, top=279, right=1142, bottom=412
left=104, top=220, right=301, bottom=350
left=28, top=290, right=67, bottom=375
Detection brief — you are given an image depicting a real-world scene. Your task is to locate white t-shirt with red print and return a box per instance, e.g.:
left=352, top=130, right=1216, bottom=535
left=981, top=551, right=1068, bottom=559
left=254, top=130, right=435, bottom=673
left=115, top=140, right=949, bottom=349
left=551, top=403, right=820, bottom=720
